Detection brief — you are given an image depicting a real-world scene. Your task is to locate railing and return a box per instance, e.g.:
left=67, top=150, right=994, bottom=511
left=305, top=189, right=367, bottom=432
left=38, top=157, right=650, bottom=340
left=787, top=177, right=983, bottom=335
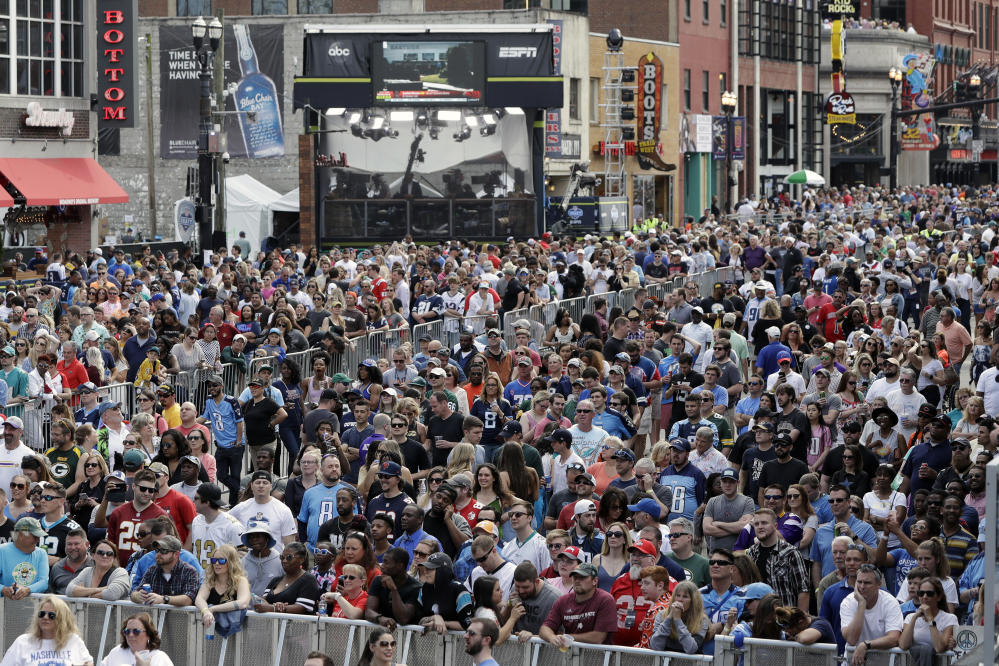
left=0, top=597, right=715, bottom=666
left=714, top=634, right=839, bottom=666
left=842, top=645, right=956, bottom=666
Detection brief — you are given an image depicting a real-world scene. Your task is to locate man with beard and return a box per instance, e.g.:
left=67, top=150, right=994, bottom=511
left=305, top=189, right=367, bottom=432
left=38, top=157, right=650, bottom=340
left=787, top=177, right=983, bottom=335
left=568, top=499, right=604, bottom=561
left=298, top=455, right=354, bottom=547
left=464, top=618, right=501, bottom=666
left=539, top=561, right=617, bottom=646
left=866, top=357, right=902, bottom=402
left=364, top=461, right=414, bottom=535
left=511, top=562, right=563, bottom=639
left=393, top=505, right=441, bottom=566
left=774, top=383, right=810, bottom=463
left=123, top=316, right=156, bottom=383
left=422, top=482, right=473, bottom=558
left=820, top=421, right=879, bottom=489
left=608, top=540, right=662, bottom=646
left=745, top=508, right=810, bottom=610
left=316, top=486, right=368, bottom=552
left=756, top=437, right=809, bottom=507
left=198, top=374, right=244, bottom=506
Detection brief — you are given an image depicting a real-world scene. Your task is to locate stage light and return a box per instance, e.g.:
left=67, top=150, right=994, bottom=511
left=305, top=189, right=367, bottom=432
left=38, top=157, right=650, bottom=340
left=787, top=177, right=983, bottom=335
left=453, top=125, right=472, bottom=141
left=326, top=108, right=345, bottom=116
left=390, top=110, right=414, bottom=122
left=348, top=112, right=361, bottom=123
left=416, top=111, right=429, bottom=130
left=480, top=125, right=496, bottom=136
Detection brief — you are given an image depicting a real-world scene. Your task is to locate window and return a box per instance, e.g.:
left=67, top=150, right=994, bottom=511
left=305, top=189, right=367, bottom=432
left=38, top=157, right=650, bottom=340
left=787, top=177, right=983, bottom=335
left=721, top=0, right=727, bottom=26
left=702, top=70, right=710, bottom=112
left=683, top=69, right=691, bottom=111
left=703, top=0, right=710, bottom=22
left=0, top=0, right=83, bottom=96
left=684, top=0, right=691, bottom=20
left=569, top=77, right=580, bottom=121
left=589, top=77, right=600, bottom=121
left=252, top=0, right=287, bottom=14
left=719, top=72, right=728, bottom=96
left=177, top=0, right=211, bottom=16
left=298, top=0, right=333, bottom=12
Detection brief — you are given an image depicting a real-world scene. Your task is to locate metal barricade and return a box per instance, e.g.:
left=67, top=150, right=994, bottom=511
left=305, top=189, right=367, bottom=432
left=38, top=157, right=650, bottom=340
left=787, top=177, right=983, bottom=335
left=561, top=295, right=587, bottom=326
left=714, top=634, right=839, bottom=666
left=528, top=302, right=559, bottom=347
left=412, top=319, right=448, bottom=349
left=502, top=307, right=531, bottom=348
left=462, top=313, right=493, bottom=339
left=842, top=646, right=956, bottom=666
left=100, top=382, right=136, bottom=418
left=220, top=361, right=246, bottom=399
left=616, top=287, right=637, bottom=314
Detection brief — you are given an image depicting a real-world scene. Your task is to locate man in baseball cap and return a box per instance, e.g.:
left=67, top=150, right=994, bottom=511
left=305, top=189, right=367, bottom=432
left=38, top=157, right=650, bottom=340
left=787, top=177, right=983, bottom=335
left=569, top=499, right=601, bottom=560
left=549, top=429, right=582, bottom=498
left=0, top=517, right=48, bottom=598
left=537, top=557, right=616, bottom=648
left=1, top=415, right=32, bottom=494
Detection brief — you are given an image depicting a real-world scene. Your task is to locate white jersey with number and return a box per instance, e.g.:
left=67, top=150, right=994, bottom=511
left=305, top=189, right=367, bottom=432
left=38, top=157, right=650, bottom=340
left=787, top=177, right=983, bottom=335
left=229, top=498, right=296, bottom=552
left=441, top=290, right=466, bottom=332
left=190, top=511, right=245, bottom=569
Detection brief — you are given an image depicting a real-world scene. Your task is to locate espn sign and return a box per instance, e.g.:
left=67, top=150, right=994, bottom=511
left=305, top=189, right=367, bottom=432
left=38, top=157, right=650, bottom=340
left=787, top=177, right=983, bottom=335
left=498, top=46, right=538, bottom=58
left=97, top=0, right=136, bottom=128
left=636, top=52, right=663, bottom=151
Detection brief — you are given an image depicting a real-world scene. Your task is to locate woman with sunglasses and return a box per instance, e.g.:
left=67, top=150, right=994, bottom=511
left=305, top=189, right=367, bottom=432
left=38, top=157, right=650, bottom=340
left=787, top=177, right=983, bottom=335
left=133, top=389, right=169, bottom=435
left=129, top=414, right=160, bottom=461
left=828, top=444, right=871, bottom=497
left=6, top=474, right=33, bottom=521
left=416, top=466, right=446, bottom=511
left=255, top=541, right=320, bottom=615
left=357, top=627, right=403, bottom=666
left=319, top=562, right=369, bottom=619
left=184, top=428, right=217, bottom=484
left=195, top=544, right=251, bottom=630
left=104, top=337, right=129, bottom=384
left=67, top=452, right=109, bottom=527
left=334, top=532, right=382, bottom=584
left=0, top=595, right=93, bottom=666
left=591, top=520, right=631, bottom=592
left=898, top=577, right=957, bottom=658
left=785, top=484, right=818, bottom=554
left=67, top=539, right=129, bottom=601
left=12, top=337, right=30, bottom=370
left=100, top=611, right=172, bottom=666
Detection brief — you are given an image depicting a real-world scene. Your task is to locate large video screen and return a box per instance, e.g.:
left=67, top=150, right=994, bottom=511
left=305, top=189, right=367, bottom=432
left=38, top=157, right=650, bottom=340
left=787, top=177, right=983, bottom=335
left=372, top=40, right=485, bottom=105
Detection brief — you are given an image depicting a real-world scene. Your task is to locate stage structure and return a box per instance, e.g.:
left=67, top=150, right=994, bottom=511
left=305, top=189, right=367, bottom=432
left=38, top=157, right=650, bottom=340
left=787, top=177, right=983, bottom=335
left=293, top=24, right=563, bottom=243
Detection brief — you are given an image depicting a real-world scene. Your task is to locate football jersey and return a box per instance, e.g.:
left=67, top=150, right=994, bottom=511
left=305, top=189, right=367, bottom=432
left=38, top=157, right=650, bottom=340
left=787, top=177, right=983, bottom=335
left=107, top=502, right=166, bottom=566
left=658, top=463, right=706, bottom=521
left=190, top=511, right=245, bottom=569
left=45, top=446, right=82, bottom=488
left=441, top=291, right=466, bottom=332
left=40, top=515, right=82, bottom=559
left=364, top=492, right=414, bottom=536
left=297, top=481, right=355, bottom=547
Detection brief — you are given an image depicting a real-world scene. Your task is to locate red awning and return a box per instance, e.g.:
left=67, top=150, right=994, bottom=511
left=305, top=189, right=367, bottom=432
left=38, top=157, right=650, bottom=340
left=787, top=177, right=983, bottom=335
left=0, top=158, right=128, bottom=206
left=0, top=187, right=12, bottom=208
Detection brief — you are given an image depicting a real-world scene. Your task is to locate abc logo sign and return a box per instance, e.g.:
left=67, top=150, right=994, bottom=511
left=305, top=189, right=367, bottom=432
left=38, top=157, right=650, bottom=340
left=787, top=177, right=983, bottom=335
left=328, top=44, right=351, bottom=57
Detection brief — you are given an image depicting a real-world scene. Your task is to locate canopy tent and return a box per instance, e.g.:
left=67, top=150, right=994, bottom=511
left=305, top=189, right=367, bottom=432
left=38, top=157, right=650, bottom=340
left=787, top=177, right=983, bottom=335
left=224, top=174, right=283, bottom=258
left=269, top=187, right=300, bottom=213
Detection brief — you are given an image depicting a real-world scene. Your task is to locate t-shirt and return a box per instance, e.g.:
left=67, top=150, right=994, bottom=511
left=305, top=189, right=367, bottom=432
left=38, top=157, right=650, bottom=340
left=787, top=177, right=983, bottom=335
left=0, top=442, right=34, bottom=499
left=365, top=492, right=414, bottom=536
left=741, top=445, right=777, bottom=501
left=298, top=481, right=356, bottom=546
left=904, top=610, right=958, bottom=647
left=0, top=633, right=92, bottom=666
left=190, top=511, right=245, bottom=569
left=44, top=445, right=82, bottom=488
left=229, top=498, right=297, bottom=551
left=367, top=573, right=422, bottom=623
left=568, top=425, right=609, bottom=466
left=542, top=588, right=618, bottom=643
left=515, top=582, right=563, bottom=634
left=775, top=408, right=811, bottom=462
left=659, top=463, right=706, bottom=521
left=757, top=457, right=810, bottom=497
left=242, top=398, right=281, bottom=446
left=838, top=589, right=904, bottom=645
left=426, top=413, right=465, bottom=468
left=668, top=552, right=711, bottom=587
left=703, top=494, right=756, bottom=551
left=107, top=502, right=166, bottom=566
left=153, top=488, right=197, bottom=545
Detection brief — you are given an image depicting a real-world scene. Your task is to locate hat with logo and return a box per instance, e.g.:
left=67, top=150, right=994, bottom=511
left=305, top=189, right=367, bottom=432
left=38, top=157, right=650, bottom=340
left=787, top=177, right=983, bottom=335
left=720, top=468, right=739, bottom=481
left=741, top=582, right=776, bottom=601
left=241, top=518, right=276, bottom=548
left=571, top=562, right=599, bottom=578
left=420, top=552, right=453, bottom=570
left=755, top=281, right=769, bottom=290
left=776, top=351, right=793, bottom=363
left=557, top=546, right=582, bottom=561
left=14, top=516, right=46, bottom=538
left=180, top=454, right=201, bottom=468
left=626, top=497, right=662, bottom=519
left=498, top=421, right=522, bottom=439
left=573, top=499, right=596, bottom=515
left=148, top=462, right=170, bottom=477
left=474, top=520, right=500, bottom=537
left=4, top=415, right=24, bottom=430
left=628, top=539, right=658, bottom=557
left=377, top=461, right=402, bottom=477
left=753, top=422, right=775, bottom=433
left=918, top=404, right=937, bottom=418
left=669, top=438, right=691, bottom=451
left=250, top=470, right=273, bottom=484
left=773, top=433, right=794, bottom=447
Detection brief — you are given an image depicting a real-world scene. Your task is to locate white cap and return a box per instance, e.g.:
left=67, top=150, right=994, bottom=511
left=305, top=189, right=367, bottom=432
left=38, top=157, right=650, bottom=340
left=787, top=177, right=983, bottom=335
left=766, top=326, right=781, bottom=339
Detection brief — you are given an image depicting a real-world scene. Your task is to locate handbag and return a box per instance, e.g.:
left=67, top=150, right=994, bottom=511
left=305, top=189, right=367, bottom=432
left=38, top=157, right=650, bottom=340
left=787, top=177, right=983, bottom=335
left=213, top=609, right=247, bottom=638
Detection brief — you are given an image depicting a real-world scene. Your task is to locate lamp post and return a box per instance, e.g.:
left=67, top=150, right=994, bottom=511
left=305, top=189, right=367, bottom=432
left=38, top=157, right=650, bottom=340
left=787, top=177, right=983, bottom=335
left=969, top=74, right=982, bottom=141
left=192, top=16, right=222, bottom=259
left=720, top=90, right=738, bottom=212
left=887, top=66, right=903, bottom=191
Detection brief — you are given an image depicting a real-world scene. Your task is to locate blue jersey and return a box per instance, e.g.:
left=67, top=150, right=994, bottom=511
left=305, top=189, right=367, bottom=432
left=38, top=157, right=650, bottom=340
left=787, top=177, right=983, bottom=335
left=201, top=396, right=244, bottom=448
left=668, top=418, right=719, bottom=450
left=657, top=356, right=680, bottom=404
left=298, top=481, right=355, bottom=547
left=503, top=379, right=534, bottom=406
left=412, top=294, right=444, bottom=320
left=658, top=463, right=705, bottom=521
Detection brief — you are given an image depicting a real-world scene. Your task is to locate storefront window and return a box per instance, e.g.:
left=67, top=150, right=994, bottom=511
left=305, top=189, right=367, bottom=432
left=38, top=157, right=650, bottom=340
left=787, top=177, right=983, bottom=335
left=177, top=0, right=212, bottom=17
left=252, top=0, right=287, bottom=14
left=298, top=0, right=332, bottom=12
left=0, top=0, right=82, bottom=96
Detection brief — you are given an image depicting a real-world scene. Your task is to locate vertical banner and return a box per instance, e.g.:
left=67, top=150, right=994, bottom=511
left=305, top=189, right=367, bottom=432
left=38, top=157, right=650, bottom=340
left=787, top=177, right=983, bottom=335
left=159, top=23, right=285, bottom=159
left=635, top=52, right=672, bottom=171
left=712, top=116, right=728, bottom=160
left=97, top=0, right=137, bottom=128
left=545, top=19, right=563, bottom=159
left=731, top=117, right=745, bottom=160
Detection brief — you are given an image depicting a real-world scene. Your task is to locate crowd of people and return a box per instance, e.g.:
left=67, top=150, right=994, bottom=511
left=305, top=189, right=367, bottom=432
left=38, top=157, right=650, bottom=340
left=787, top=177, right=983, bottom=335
left=0, top=182, right=996, bottom=665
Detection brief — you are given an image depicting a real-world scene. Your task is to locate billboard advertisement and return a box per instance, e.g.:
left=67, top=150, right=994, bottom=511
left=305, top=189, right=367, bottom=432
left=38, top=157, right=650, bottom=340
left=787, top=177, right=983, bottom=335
left=372, top=40, right=486, bottom=105
left=159, top=23, right=285, bottom=159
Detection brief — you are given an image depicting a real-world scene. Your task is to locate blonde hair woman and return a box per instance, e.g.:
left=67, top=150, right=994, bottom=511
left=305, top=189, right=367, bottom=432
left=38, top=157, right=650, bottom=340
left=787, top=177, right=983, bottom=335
left=446, top=443, right=476, bottom=479
left=195, top=544, right=252, bottom=629
left=103, top=336, right=128, bottom=383
left=1, top=595, right=93, bottom=665
left=648, top=580, right=709, bottom=654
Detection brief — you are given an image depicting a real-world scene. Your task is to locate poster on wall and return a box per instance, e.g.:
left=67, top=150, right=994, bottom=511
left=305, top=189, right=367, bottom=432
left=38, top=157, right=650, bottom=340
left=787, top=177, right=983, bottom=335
left=899, top=52, right=939, bottom=151
left=159, top=23, right=285, bottom=159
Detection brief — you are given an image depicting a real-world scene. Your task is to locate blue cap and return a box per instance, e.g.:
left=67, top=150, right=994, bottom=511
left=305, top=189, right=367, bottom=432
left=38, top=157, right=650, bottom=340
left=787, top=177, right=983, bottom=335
left=720, top=468, right=739, bottom=481
left=150, top=294, right=165, bottom=302
left=626, top=498, right=661, bottom=519
left=377, top=461, right=402, bottom=477
left=269, top=327, right=282, bottom=335
left=741, top=582, right=776, bottom=601
left=669, top=438, right=691, bottom=452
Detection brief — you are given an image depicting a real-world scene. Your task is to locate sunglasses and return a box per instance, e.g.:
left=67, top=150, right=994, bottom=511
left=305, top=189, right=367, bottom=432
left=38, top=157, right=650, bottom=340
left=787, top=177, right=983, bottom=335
left=787, top=493, right=801, bottom=499
left=763, top=494, right=784, bottom=501
left=916, top=590, right=936, bottom=597
left=575, top=409, right=593, bottom=414
left=377, top=641, right=396, bottom=648
left=279, top=554, right=300, bottom=561
left=709, top=559, right=733, bottom=567
left=95, top=549, right=115, bottom=557
left=136, top=486, right=157, bottom=494
left=508, top=511, right=529, bottom=519
left=829, top=497, right=848, bottom=504
left=156, top=548, right=175, bottom=555
left=668, top=532, right=690, bottom=539
left=391, top=423, right=407, bottom=428
left=37, top=611, right=57, bottom=620
left=413, top=550, right=432, bottom=558
left=136, top=397, right=152, bottom=402
left=314, top=549, right=333, bottom=556
left=606, top=531, right=626, bottom=538
left=474, top=552, right=492, bottom=563
left=123, top=628, right=145, bottom=636
left=547, top=543, right=565, bottom=550
left=40, top=495, right=62, bottom=502
left=210, top=557, right=228, bottom=565
left=429, top=477, right=444, bottom=484
left=10, top=482, right=25, bottom=489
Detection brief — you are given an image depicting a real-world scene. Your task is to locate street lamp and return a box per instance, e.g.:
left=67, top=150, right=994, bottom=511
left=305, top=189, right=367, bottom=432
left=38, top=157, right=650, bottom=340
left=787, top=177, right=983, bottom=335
left=887, top=66, right=903, bottom=191
left=192, top=16, right=222, bottom=259
left=720, top=90, right=738, bottom=212
left=969, top=74, right=982, bottom=142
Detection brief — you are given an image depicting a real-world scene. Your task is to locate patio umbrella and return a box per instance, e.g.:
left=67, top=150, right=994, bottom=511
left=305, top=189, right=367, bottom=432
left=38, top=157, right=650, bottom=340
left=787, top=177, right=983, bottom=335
left=783, top=169, right=826, bottom=186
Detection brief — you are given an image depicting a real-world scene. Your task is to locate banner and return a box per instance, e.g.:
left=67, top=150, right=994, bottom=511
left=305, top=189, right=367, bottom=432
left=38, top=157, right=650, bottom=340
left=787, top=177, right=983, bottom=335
left=548, top=19, right=563, bottom=75
left=899, top=52, right=938, bottom=151
left=97, top=0, right=137, bottom=128
left=175, top=198, right=196, bottom=244
left=159, top=23, right=285, bottom=159
left=712, top=116, right=728, bottom=160
left=731, top=117, right=745, bottom=160
left=545, top=108, right=562, bottom=157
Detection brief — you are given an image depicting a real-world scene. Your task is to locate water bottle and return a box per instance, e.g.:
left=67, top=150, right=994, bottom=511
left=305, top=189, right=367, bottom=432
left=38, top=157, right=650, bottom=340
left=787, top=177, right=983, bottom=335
left=317, top=596, right=328, bottom=617
left=205, top=619, right=215, bottom=641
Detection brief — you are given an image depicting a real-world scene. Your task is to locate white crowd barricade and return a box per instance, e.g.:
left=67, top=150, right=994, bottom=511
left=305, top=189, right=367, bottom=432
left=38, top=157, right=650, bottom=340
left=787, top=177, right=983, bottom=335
left=502, top=307, right=531, bottom=348
left=714, top=634, right=839, bottom=666
left=561, top=295, right=588, bottom=327
left=412, top=319, right=447, bottom=350
left=842, top=645, right=956, bottom=666
left=461, top=313, right=494, bottom=339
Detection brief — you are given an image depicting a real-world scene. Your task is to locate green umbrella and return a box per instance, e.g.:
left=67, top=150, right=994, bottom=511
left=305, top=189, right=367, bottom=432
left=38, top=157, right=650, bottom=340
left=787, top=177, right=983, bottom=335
left=783, top=169, right=826, bottom=186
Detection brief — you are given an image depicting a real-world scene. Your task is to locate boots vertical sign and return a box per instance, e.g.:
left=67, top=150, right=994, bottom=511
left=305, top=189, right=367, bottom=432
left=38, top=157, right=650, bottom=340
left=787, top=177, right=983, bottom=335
left=97, top=0, right=136, bottom=128
left=636, top=52, right=672, bottom=171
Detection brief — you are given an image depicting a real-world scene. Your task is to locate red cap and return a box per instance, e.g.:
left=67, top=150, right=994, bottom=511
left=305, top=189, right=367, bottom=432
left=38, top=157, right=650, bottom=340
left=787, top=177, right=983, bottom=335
left=557, top=546, right=582, bottom=561
left=628, top=539, right=658, bottom=557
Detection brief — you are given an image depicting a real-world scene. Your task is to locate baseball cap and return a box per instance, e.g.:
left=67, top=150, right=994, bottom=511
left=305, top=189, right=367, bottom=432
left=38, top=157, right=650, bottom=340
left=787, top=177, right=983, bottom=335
left=148, top=462, right=169, bottom=477
left=741, top=582, right=776, bottom=601
left=754, top=281, right=768, bottom=290
left=774, top=433, right=794, bottom=447
left=566, top=462, right=586, bottom=474
left=153, top=536, right=183, bottom=552
left=206, top=374, right=224, bottom=385
left=76, top=382, right=98, bottom=394
left=557, top=546, right=582, bottom=561
left=643, top=299, right=657, bottom=309
left=123, top=449, right=146, bottom=470
left=517, top=357, right=532, bottom=366
left=180, top=454, right=201, bottom=468
left=813, top=368, right=831, bottom=378
left=775, top=351, right=792, bottom=362
left=84, top=330, right=100, bottom=342
left=498, top=421, right=522, bottom=438
left=4, top=415, right=24, bottom=430
left=377, top=461, right=402, bottom=477
left=156, top=384, right=174, bottom=395
left=250, top=471, right=273, bottom=483
left=474, top=520, right=500, bottom=537
left=571, top=562, right=599, bottom=578
left=628, top=539, right=658, bottom=557
left=918, top=404, right=937, bottom=418
left=97, top=401, right=122, bottom=417
left=573, top=499, right=596, bottom=515
left=552, top=428, right=573, bottom=445
left=766, top=326, right=781, bottom=339
left=615, top=352, right=631, bottom=363
left=420, top=552, right=452, bottom=570
left=669, top=438, right=691, bottom=452
left=626, top=498, right=661, bottom=519
left=720, top=468, right=739, bottom=481
left=14, top=517, right=46, bottom=537
left=487, top=328, right=501, bottom=337
left=574, top=474, right=596, bottom=488
left=609, top=365, right=624, bottom=375
left=329, top=373, right=351, bottom=384
left=248, top=377, right=265, bottom=387
left=753, top=422, right=775, bottom=433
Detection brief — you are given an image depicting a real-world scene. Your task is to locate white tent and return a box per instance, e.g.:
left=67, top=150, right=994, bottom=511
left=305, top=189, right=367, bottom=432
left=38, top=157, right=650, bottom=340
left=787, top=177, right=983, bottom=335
left=269, top=187, right=299, bottom=214
left=224, top=174, right=283, bottom=257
